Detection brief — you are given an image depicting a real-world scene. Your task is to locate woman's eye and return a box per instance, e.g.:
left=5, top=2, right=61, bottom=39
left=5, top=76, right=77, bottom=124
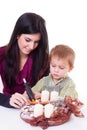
left=35, top=41, right=39, bottom=44
left=25, top=39, right=30, bottom=42
left=52, top=65, right=56, bottom=67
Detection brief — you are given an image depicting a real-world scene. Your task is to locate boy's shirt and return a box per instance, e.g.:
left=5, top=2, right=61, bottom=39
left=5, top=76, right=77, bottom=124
left=32, top=73, right=78, bottom=98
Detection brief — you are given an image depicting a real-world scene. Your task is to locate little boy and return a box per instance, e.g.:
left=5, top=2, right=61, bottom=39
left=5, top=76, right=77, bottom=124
left=32, top=44, right=78, bottom=99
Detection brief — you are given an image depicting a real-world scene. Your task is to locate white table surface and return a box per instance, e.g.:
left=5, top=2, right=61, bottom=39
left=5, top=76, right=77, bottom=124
left=0, top=103, right=87, bottom=130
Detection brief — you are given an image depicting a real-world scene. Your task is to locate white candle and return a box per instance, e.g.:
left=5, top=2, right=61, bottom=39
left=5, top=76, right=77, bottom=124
left=50, top=90, right=59, bottom=101
left=41, top=90, right=49, bottom=102
left=44, top=103, right=54, bottom=118
left=33, top=104, right=43, bottom=117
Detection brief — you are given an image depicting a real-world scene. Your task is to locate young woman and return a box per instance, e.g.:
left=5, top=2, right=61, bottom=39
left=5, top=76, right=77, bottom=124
left=0, top=12, right=49, bottom=108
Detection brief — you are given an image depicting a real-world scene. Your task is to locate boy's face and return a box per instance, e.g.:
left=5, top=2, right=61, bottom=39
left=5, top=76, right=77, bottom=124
left=50, top=56, right=72, bottom=81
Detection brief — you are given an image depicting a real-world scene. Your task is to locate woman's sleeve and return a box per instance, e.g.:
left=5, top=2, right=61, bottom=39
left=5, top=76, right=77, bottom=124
left=0, top=93, right=14, bottom=108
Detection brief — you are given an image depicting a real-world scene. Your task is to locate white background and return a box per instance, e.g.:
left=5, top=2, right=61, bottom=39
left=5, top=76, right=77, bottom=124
left=0, top=0, right=87, bottom=102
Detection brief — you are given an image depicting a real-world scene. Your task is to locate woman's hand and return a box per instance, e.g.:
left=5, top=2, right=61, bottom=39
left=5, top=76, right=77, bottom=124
left=9, top=92, right=28, bottom=108
left=24, top=91, right=41, bottom=100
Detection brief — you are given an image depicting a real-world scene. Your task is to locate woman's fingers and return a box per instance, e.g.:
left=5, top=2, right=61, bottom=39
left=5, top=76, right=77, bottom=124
left=9, top=92, right=28, bottom=108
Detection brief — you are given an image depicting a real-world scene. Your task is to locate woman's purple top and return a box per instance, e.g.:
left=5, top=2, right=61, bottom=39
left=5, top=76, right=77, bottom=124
left=0, top=46, right=33, bottom=96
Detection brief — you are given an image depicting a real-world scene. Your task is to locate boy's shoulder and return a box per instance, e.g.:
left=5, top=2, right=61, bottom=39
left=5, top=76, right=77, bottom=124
left=41, top=73, right=51, bottom=80
left=62, top=75, right=75, bottom=85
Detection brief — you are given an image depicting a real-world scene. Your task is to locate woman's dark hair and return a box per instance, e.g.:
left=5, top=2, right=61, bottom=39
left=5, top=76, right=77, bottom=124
left=5, top=12, right=49, bottom=87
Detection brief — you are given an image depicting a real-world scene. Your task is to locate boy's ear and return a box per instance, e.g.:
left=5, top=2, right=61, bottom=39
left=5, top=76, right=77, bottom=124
left=69, top=66, right=74, bottom=72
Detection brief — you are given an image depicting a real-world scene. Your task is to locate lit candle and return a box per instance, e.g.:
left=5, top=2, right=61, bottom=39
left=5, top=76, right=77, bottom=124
left=44, top=103, right=54, bottom=118
left=41, top=90, right=49, bottom=102
left=34, top=104, right=43, bottom=117
left=50, top=90, right=59, bottom=101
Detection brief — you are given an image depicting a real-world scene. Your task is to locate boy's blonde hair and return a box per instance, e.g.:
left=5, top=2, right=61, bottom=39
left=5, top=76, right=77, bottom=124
left=49, top=44, right=75, bottom=68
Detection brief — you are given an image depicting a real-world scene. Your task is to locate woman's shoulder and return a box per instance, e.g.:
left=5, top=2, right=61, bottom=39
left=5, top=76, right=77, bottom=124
left=0, top=45, right=7, bottom=61
left=0, top=45, right=7, bottom=55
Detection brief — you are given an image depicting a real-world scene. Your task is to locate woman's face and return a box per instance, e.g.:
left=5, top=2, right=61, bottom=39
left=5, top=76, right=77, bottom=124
left=17, top=33, right=41, bottom=56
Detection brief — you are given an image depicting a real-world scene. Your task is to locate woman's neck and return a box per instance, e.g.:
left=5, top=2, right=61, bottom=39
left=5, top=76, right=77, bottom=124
left=20, top=53, right=28, bottom=70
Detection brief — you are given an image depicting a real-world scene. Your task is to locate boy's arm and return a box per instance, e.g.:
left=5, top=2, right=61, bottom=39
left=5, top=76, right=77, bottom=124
left=33, top=91, right=41, bottom=99
left=31, top=77, right=46, bottom=100
left=32, top=77, right=45, bottom=93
